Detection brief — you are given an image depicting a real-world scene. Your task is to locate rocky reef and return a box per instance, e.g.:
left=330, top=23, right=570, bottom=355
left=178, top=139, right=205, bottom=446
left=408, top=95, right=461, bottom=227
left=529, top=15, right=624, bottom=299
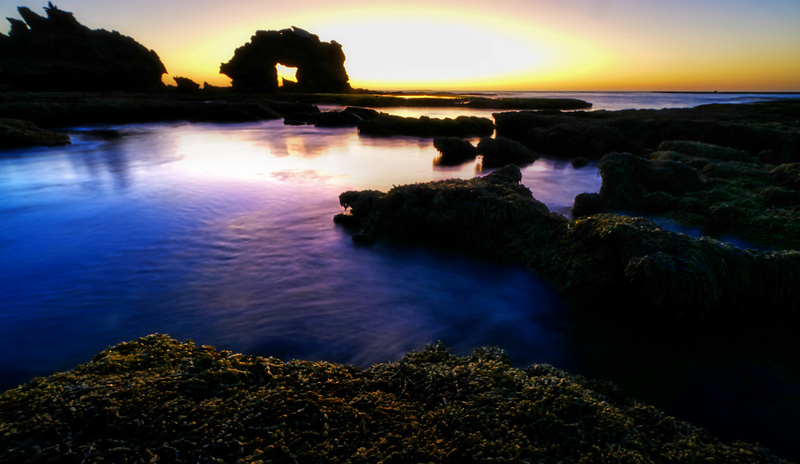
left=0, top=334, right=789, bottom=463
left=586, top=140, right=800, bottom=250
left=493, top=100, right=800, bottom=163
left=0, top=118, right=70, bottom=148
left=220, top=26, right=351, bottom=93
left=0, top=3, right=166, bottom=92
left=335, top=165, right=800, bottom=323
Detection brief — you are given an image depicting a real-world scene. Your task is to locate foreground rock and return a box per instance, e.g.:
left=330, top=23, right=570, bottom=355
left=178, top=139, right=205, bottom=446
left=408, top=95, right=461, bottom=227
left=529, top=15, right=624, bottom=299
left=0, top=334, right=788, bottom=463
left=0, top=118, right=70, bottom=148
left=0, top=4, right=166, bottom=92
left=220, top=26, right=351, bottom=93
left=335, top=166, right=800, bottom=322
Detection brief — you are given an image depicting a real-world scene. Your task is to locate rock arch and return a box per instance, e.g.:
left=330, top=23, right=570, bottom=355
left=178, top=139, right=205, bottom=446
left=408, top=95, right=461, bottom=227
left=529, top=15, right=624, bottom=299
left=220, top=27, right=351, bottom=93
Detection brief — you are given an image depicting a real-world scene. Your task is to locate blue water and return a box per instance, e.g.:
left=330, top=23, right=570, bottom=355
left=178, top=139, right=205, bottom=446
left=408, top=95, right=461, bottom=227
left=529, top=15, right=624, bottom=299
left=1, top=92, right=799, bottom=458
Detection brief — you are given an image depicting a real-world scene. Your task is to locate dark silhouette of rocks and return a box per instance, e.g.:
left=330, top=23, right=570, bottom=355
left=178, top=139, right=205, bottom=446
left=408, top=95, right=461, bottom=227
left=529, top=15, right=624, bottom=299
left=477, top=136, right=538, bottom=168
left=433, top=137, right=478, bottom=166
left=173, top=77, right=201, bottom=93
left=220, top=26, right=350, bottom=93
left=0, top=118, right=70, bottom=148
left=493, top=100, right=800, bottom=163
left=0, top=3, right=167, bottom=92
left=358, top=114, right=494, bottom=138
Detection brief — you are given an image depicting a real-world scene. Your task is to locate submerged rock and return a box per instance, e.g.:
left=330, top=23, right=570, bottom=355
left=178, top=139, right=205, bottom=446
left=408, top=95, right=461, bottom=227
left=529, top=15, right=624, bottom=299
left=0, top=3, right=166, bottom=92
left=220, top=26, right=351, bottom=93
left=0, top=334, right=789, bottom=463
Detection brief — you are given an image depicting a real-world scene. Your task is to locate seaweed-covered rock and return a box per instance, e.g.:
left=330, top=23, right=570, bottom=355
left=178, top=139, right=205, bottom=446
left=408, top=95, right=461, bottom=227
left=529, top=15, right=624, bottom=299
left=599, top=152, right=703, bottom=211
left=0, top=118, right=70, bottom=148
left=528, top=121, right=624, bottom=158
left=657, top=140, right=758, bottom=163
left=0, top=3, right=166, bottom=92
left=220, top=26, right=351, bottom=93
left=477, top=136, right=538, bottom=168
left=493, top=100, right=800, bottom=162
left=572, top=192, right=604, bottom=217
left=552, top=214, right=800, bottom=320
left=595, top=141, right=800, bottom=249
left=335, top=165, right=566, bottom=255
left=0, top=334, right=789, bottom=463
left=771, top=163, right=800, bottom=190
left=432, top=136, right=478, bottom=166
left=358, top=114, right=495, bottom=138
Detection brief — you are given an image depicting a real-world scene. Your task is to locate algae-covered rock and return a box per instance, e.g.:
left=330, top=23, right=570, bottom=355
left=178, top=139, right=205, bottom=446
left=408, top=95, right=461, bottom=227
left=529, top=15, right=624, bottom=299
left=0, top=118, right=70, bottom=148
left=493, top=100, right=800, bottom=162
left=596, top=141, right=800, bottom=250
left=432, top=136, right=478, bottom=166
left=477, top=135, right=538, bottom=168
left=335, top=165, right=567, bottom=255
left=599, top=152, right=703, bottom=211
left=0, top=334, right=789, bottom=463
left=358, top=114, right=494, bottom=138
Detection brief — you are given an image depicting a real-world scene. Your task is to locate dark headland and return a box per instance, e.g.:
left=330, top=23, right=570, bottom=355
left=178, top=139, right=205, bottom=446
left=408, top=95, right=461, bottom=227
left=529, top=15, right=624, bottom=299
left=2, top=3, right=800, bottom=463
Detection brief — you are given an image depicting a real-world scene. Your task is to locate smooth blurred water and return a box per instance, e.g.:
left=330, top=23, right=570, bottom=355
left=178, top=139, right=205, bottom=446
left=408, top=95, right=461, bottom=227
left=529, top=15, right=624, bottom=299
left=1, top=92, right=798, bottom=459
left=0, top=118, right=598, bottom=390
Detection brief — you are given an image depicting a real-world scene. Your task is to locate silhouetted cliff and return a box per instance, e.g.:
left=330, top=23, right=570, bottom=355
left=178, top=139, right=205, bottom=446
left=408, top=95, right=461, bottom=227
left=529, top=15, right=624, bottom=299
left=0, top=3, right=166, bottom=91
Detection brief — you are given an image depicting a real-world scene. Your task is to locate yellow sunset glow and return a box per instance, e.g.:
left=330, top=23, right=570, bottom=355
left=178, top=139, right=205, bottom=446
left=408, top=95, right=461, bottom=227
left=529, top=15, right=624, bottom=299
left=8, top=0, right=799, bottom=91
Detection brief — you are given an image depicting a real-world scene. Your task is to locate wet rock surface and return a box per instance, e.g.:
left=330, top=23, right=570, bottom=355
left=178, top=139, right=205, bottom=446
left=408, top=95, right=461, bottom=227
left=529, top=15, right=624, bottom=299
left=0, top=334, right=789, bottom=463
left=0, top=4, right=166, bottom=92
left=220, top=26, right=351, bottom=93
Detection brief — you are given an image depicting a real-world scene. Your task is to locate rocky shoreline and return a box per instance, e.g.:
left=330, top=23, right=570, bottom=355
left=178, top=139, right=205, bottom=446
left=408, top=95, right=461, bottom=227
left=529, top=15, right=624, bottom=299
left=0, top=334, right=790, bottom=463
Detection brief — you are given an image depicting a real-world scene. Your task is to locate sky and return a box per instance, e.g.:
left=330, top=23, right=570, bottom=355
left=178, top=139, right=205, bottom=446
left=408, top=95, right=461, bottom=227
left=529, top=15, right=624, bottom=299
left=6, top=0, right=800, bottom=91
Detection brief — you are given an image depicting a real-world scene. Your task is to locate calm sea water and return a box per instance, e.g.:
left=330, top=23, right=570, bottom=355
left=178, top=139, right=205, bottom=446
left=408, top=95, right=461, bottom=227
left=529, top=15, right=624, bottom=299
left=1, top=92, right=798, bottom=457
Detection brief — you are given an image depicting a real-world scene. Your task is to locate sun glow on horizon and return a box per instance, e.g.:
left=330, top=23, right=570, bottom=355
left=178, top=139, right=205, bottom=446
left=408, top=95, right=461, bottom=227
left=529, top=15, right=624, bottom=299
left=12, top=0, right=796, bottom=92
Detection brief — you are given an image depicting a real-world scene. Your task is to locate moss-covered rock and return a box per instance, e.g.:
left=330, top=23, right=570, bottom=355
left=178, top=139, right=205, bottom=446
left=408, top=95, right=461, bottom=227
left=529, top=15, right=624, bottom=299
left=493, top=100, right=800, bottom=163
left=432, top=136, right=478, bottom=166
left=0, top=118, right=70, bottom=148
left=335, top=165, right=567, bottom=256
left=596, top=141, right=800, bottom=250
left=477, top=136, right=538, bottom=168
left=0, top=334, right=789, bottom=463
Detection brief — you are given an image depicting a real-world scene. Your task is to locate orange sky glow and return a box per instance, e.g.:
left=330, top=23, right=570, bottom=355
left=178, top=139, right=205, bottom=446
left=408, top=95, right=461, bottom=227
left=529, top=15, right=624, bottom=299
left=7, top=0, right=800, bottom=91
